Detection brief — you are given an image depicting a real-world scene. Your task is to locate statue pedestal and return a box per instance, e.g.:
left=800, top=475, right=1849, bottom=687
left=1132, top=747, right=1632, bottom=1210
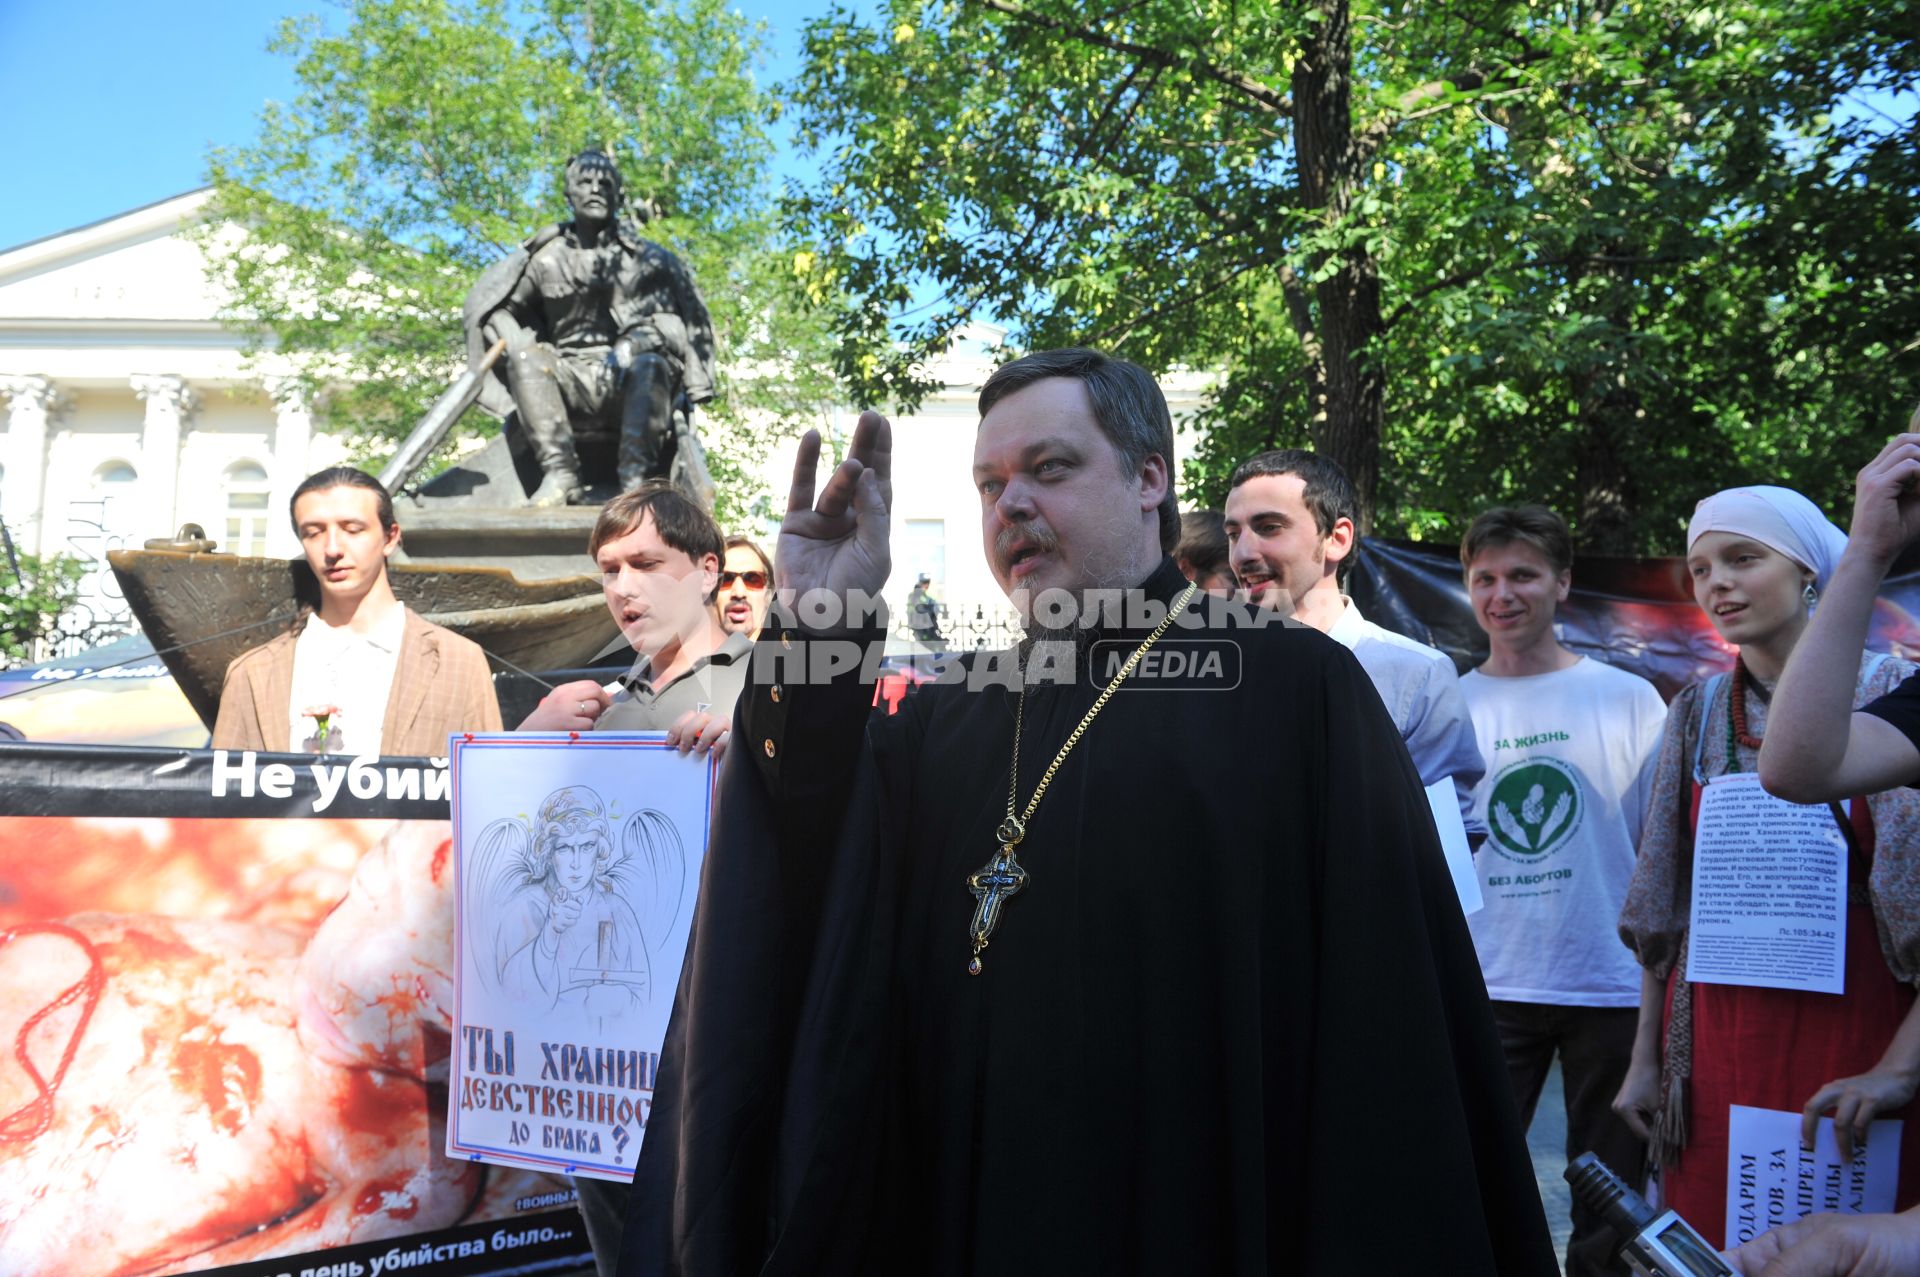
left=108, top=548, right=618, bottom=730
left=393, top=507, right=600, bottom=581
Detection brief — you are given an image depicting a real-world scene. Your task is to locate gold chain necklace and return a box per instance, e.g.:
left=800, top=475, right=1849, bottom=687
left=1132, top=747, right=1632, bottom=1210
left=965, top=582, right=1198, bottom=974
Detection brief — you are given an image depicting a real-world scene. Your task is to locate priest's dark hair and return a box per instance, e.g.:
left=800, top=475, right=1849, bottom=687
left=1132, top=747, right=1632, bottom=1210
left=590, top=481, right=726, bottom=602
left=977, top=348, right=1180, bottom=553
left=1459, top=504, right=1574, bottom=575
left=1227, top=449, right=1359, bottom=539
left=289, top=466, right=396, bottom=534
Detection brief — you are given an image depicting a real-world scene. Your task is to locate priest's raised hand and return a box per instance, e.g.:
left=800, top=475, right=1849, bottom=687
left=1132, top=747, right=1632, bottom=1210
left=775, top=410, right=892, bottom=613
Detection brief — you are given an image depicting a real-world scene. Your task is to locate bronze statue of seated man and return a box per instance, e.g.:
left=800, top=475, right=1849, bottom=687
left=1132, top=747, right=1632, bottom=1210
left=462, top=149, right=716, bottom=506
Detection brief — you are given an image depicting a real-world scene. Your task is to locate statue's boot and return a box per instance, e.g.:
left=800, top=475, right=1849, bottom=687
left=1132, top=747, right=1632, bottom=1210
left=506, top=346, right=587, bottom=506
left=528, top=466, right=589, bottom=507
left=617, top=354, right=677, bottom=491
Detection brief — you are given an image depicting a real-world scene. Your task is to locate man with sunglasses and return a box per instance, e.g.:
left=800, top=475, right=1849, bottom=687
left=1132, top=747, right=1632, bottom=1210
left=713, top=535, right=774, bottom=639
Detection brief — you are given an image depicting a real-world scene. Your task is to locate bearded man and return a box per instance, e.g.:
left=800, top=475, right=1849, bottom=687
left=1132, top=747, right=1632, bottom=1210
left=623, top=349, right=1556, bottom=1275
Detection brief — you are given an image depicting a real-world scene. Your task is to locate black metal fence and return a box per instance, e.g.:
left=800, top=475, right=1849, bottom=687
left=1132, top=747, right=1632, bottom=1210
left=12, top=596, right=1019, bottom=672
left=9, top=601, right=136, bottom=668
left=896, top=602, right=1024, bottom=651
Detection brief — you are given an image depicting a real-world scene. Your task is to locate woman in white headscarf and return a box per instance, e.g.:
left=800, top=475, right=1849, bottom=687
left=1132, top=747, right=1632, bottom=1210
left=1614, top=485, right=1920, bottom=1246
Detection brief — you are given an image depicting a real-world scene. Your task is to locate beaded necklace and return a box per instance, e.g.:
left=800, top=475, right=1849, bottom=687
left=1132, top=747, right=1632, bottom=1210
left=1725, top=654, right=1768, bottom=763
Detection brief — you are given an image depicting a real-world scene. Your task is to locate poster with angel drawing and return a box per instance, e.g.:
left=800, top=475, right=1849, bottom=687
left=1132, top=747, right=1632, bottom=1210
left=446, top=733, right=712, bottom=1181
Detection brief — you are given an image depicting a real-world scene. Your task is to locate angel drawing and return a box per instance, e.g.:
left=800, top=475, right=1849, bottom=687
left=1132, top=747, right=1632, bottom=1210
left=466, top=786, right=686, bottom=1028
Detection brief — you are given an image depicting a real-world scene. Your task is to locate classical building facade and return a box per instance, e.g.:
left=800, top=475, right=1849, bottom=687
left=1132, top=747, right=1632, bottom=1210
left=1, top=193, right=1211, bottom=655
left=0, top=191, right=338, bottom=647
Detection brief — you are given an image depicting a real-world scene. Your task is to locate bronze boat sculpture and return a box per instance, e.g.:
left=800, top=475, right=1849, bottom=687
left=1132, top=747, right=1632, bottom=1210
left=109, top=545, right=615, bottom=732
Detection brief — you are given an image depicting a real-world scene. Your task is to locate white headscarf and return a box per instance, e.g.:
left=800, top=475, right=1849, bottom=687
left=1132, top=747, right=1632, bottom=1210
left=1686, top=485, right=1849, bottom=590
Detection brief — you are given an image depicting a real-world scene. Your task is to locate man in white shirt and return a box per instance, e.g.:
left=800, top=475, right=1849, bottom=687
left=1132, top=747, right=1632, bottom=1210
left=213, top=467, right=500, bottom=754
left=1224, top=449, right=1486, bottom=839
left=1459, top=504, right=1667, bottom=1277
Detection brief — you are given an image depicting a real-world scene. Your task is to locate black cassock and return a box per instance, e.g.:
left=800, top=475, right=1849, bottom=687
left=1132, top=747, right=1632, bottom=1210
left=622, top=559, right=1557, bottom=1276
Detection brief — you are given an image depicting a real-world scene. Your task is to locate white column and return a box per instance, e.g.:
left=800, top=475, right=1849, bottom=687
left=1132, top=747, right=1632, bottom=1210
left=264, top=377, right=313, bottom=557
left=266, top=377, right=313, bottom=489
left=131, top=374, right=195, bottom=541
left=1, top=375, right=61, bottom=556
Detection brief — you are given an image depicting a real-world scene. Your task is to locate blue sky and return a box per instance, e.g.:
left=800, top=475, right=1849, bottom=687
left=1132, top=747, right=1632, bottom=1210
left=0, top=0, right=851, bottom=251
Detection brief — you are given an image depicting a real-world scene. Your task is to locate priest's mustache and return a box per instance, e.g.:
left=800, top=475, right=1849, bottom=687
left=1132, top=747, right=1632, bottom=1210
left=994, top=522, right=1062, bottom=569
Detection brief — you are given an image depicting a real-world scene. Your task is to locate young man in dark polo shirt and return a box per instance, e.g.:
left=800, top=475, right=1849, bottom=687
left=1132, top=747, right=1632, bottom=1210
left=515, top=481, right=744, bottom=1275
left=521, top=482, right=748, bottom=750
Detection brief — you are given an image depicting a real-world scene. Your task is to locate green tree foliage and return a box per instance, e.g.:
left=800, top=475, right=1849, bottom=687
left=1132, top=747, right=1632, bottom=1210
left=0, top=552, right=89, bottom=667
left=204, top=0, right=840, bottom=522
left=786, top=0, right=1918, bottom=551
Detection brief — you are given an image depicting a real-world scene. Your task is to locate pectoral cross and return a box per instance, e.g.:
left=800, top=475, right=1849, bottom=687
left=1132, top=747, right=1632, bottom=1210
left=966, top=818, right=1030, bottom=975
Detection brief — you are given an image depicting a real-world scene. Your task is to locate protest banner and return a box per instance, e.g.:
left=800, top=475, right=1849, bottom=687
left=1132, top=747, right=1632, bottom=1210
left=0, top=744, right=594, bottom=1276
left=1350, top=536, right=1920, bottom=693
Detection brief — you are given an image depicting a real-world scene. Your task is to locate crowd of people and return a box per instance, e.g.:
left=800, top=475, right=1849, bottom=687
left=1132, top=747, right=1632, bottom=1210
left=203, top=350, right=1920, bottom=1276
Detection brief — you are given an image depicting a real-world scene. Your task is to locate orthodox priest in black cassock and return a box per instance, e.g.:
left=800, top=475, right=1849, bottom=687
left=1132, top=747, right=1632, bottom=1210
left=619, top=359, right=1557, bottom=1276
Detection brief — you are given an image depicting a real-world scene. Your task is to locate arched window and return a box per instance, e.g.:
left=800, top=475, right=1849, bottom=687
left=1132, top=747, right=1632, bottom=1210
left=92, top=460, right=138, bottom=488
left=223, top=460, right=272, bottom=557
left=65, top=461, right=143, bottom=590
left=87, top=460, right=140, bottom=540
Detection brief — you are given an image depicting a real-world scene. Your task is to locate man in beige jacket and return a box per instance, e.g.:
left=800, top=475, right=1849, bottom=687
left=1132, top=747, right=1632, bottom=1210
left=213, top=467, right=500, bottom=755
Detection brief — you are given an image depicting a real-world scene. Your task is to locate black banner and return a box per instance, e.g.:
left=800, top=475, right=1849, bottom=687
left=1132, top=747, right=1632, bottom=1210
left=198, top=1209, right=587, bottom=1277
left=1350, top=537, right=1920, bottom=700
left=0, top=745, right=455, bottom=819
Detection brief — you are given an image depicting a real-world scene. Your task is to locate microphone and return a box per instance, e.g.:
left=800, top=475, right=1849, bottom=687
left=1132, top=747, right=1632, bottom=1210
left=1564, top=1153, right=1732, bottom=1276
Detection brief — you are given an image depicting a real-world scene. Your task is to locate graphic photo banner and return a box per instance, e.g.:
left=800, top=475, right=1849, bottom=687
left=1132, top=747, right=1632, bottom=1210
left=0, top=745, right=596, bottom=1276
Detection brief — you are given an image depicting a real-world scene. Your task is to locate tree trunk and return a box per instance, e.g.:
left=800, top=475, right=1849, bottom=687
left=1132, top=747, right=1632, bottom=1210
left=1291, top=0, right=1387, bottom=532
left=1570, top=249, right=1641, bottom=555
left=1316, top=265, right=1384, bottom=532
left=1572, top=369, right=1639, bottom=555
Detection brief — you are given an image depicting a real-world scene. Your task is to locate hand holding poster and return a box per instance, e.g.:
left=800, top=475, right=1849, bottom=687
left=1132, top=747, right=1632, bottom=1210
left=1724, top=1105, right=1902, bottom=1248
left=447, top=733, right=712, bottom=1181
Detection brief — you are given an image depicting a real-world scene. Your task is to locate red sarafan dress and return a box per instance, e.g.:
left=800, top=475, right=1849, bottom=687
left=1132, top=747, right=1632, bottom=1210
left=1620, top=658, right=1920, bottom=1249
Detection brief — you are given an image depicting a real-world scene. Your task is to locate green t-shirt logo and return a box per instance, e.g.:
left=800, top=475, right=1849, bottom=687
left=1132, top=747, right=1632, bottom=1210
left=1487, top=757, right=1583, bottom=860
